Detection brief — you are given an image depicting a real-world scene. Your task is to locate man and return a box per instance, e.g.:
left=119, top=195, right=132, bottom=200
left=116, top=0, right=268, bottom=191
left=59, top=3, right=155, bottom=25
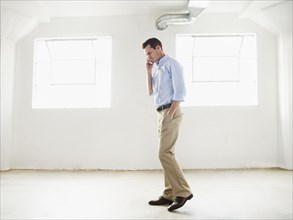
left=142, top=38, right=193, bottom=212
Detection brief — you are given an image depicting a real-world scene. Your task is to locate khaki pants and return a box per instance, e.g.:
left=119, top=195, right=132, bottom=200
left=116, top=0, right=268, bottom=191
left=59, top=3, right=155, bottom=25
left=157, top=107, right=192, bottom=200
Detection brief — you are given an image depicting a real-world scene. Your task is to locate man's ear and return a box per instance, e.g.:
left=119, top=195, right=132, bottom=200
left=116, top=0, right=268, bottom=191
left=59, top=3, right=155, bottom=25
left=156, top=45, right=161, bottom=50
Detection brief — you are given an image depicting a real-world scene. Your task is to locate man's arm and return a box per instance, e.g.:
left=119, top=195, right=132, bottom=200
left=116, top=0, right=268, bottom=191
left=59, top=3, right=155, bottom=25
left=168, top=60, right=186, bottom=118
left=146, top=62, right=153, bottom=96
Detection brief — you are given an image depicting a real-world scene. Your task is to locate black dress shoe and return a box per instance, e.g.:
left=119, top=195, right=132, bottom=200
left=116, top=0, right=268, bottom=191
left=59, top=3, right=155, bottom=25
left=168, top=194, right=193, bottom=211
left=149, top=196, right=173, bottom=206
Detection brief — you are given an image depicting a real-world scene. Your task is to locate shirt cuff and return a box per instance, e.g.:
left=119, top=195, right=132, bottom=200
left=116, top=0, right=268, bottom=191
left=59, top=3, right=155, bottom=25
left=173, top=93, right=185, bottom=102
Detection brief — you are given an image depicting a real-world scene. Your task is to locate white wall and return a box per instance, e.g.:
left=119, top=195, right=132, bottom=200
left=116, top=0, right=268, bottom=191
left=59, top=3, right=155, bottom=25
left=1, top=38, right=15, bottom=170
left=1, top=10, right=41, bottom=170
left=277, top=32, right=293, bottom=170
left=255, top=0, right=292, bottom=170
left=12, top=13, right=279, bottom=170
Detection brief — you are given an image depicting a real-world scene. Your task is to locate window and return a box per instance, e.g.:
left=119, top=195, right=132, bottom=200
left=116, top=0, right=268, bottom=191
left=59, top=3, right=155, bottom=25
left=32, top=36, right=112, bottom=108
left=176, top=34, right=258, bottom=106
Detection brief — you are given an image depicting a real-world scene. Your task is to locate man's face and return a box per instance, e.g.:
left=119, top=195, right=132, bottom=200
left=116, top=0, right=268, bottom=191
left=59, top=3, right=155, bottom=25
left=144, top=45, right=161, bottom=63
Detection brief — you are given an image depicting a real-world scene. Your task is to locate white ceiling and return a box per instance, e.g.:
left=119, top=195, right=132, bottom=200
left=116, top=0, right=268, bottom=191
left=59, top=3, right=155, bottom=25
left=2, top=0, right=289, bottom=22
left=1, top=0, right=257, bottom=20
left=1, top=0, right=291, bottom=42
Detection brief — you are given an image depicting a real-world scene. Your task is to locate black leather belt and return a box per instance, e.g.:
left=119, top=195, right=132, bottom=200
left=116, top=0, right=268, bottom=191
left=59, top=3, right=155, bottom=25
left=156, top=103, right=172, bottom=112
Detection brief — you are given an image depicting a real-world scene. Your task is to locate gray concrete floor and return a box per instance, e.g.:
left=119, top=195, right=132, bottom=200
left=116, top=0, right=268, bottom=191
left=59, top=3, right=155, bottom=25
left=1, top=169, right=292, bottom=219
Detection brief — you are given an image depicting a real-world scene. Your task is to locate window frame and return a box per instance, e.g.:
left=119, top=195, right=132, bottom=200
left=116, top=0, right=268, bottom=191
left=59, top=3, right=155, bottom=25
left=176, top=33, right=258, bottom=106
left=32, top=36, right=112, bottom=109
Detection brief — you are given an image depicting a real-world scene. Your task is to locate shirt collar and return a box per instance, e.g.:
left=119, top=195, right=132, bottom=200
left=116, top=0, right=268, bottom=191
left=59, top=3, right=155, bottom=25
left=156, top=55, right=168, bottom=67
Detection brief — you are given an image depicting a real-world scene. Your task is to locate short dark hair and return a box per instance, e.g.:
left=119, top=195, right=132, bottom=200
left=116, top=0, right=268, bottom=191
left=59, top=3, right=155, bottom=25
left=142, top=38, right=163, bottom=50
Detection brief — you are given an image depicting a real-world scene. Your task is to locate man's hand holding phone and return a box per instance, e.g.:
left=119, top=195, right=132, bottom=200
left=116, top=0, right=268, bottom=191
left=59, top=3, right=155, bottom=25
left=146, top=60, right=154, bottom=73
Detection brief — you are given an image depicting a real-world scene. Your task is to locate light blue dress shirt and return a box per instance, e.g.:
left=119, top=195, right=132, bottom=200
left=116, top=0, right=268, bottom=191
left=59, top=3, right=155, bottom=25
left=152, top=55, right=186, bottom=108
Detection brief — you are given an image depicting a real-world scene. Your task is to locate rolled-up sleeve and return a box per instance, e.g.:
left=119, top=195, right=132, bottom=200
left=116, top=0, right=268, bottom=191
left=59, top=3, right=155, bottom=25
left=171, top=61, right=186, bottom=102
